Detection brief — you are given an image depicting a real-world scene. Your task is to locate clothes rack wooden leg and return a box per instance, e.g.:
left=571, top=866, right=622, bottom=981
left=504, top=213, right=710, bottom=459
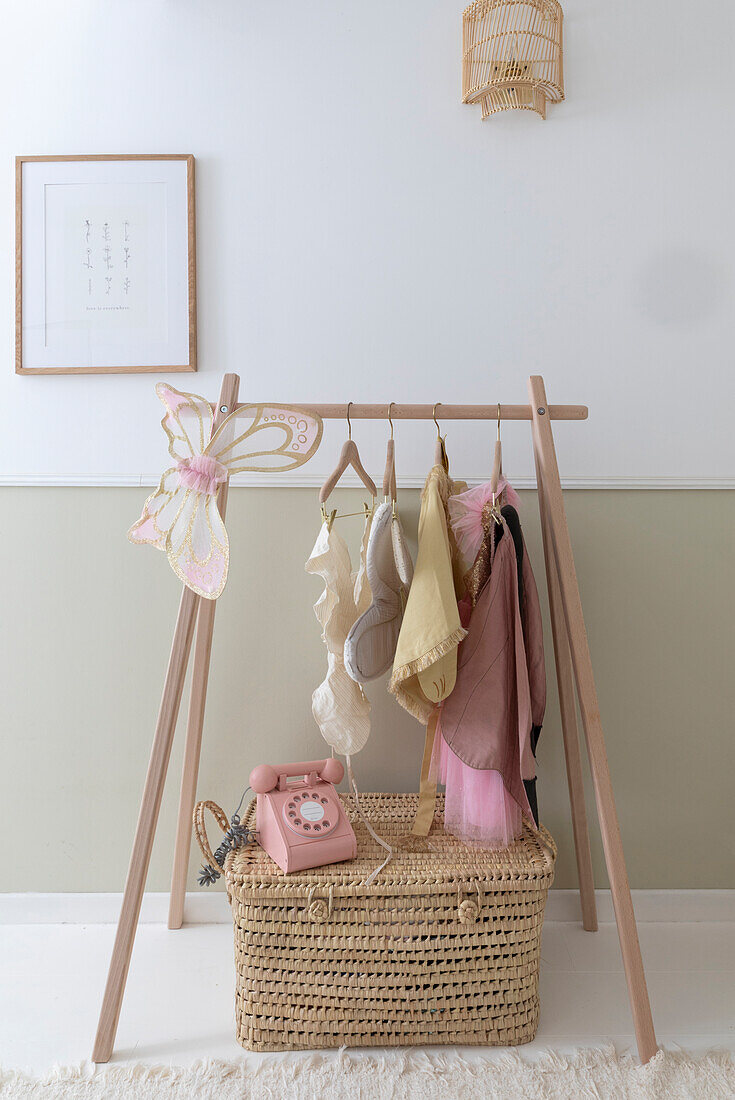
left=92, top=585, right=199, bottom=1063
left=167, top=600, right=215, bottom=929
left=167, top=599, right=216, bottom=928
left=528, top=375, right=657, bottom=1064
left=533, top=449, right=597, bottom=932
left=168, top=373, right=240, bottom=930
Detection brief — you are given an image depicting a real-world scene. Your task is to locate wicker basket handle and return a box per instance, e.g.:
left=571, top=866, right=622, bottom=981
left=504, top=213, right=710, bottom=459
left=193, top=800, right=230, bottom=870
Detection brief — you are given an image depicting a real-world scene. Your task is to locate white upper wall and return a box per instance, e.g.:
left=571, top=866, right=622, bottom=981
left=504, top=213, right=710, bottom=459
left=1, top=0, right=733, bottom=486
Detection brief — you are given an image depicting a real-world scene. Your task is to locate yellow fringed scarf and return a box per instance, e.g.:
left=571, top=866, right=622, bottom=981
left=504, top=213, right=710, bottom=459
left=389, top=464, right=466, bottom=723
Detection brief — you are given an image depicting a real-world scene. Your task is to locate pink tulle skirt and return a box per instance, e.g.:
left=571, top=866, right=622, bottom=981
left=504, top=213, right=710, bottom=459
left=431, top=721, right=524, bottom=849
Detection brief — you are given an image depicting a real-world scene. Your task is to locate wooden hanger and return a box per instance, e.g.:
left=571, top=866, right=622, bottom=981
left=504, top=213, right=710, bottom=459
left=485, top=403, right=504, bottom=526
left=432, top=403, right=449, bottom=471
left=490, top=402, right=502, bottom=496
left=319, top=402, right=377, bottom=508
left=382, top=403, right=397, bottom=502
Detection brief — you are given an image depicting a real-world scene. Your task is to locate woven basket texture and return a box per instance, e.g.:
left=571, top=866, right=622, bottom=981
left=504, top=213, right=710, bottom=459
left=225, top=792, right=556, bottom=1052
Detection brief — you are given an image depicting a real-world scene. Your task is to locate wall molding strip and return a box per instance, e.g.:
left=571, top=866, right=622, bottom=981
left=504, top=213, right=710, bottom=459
left=1, top=474, right=734, bottom=490
left=0, top=889, right=733, bottom=925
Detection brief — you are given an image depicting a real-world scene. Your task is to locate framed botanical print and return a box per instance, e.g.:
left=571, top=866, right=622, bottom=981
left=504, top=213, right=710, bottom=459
left=16, top=154, right=196, bottom=374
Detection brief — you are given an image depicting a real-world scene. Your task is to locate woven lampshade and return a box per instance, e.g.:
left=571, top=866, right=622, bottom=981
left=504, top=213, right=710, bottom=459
left=462, top=0, right=564, bottom=120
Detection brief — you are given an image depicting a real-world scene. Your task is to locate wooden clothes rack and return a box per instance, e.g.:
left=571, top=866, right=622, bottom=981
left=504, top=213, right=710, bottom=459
left=92, top=375, right=658, bottom=1065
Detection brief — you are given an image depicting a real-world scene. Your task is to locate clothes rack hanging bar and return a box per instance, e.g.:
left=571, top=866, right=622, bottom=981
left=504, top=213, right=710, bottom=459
left=232, top=402, right=588, bottom=421
left=93, top=376, right=657, bottom=1067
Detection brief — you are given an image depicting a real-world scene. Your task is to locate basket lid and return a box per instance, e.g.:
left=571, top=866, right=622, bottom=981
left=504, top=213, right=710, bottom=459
left=227, top=792, right=555, bottom=893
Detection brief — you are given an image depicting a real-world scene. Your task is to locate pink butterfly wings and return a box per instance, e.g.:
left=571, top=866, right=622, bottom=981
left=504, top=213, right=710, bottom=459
left=129, top=384, right=323, bottom=599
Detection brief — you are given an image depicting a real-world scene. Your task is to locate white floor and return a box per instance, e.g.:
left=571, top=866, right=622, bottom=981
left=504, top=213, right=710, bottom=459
left=2, top=916, right=734, bottom=1073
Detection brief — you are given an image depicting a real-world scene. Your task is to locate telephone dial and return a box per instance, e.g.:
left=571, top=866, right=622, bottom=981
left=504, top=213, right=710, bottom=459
left=249, top=758, right=357, bottom=873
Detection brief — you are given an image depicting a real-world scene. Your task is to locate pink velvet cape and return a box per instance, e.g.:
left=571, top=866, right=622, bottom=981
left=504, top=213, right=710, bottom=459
left=436, top=518, right=546, bottom=833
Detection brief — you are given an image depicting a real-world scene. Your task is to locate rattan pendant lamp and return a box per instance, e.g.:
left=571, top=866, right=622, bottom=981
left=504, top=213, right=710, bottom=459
left=462, top=0, right=564, bottom=120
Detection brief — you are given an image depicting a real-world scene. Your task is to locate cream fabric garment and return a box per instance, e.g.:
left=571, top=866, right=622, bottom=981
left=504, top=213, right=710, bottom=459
left=344, top=502, right=414, bottom=684
left=389, top=464, right=466, bottom=723
left=306, top=514, right=373, bottom=755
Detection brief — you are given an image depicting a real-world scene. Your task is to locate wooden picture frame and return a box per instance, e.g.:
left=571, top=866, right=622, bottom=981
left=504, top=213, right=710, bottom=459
left=16, top=154, right=196, bottom=375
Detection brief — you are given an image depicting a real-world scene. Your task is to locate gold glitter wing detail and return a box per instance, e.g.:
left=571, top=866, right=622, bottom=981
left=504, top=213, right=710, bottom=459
left=206, top=404, right=323, bottom=473
left=155, top=383, right=214, bottom=463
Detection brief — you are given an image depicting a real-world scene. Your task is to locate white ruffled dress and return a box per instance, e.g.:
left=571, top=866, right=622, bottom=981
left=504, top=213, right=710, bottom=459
left=305, top=513, right=373, bottom=756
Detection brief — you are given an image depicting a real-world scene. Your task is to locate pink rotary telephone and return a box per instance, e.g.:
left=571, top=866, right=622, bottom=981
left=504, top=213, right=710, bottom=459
left=249, top=758, right=357, bottom=874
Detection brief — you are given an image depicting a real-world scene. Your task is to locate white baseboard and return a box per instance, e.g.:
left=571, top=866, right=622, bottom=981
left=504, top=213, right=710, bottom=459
left=0, top=891, right=231, bottom=925
left=0, top=889, right=733, bottom=925
left=545, top=889, right=735, bottom=923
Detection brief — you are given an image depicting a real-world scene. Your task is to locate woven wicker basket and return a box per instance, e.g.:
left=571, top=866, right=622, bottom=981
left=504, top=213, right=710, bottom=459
left=200, top=792, right=555, bottom=1052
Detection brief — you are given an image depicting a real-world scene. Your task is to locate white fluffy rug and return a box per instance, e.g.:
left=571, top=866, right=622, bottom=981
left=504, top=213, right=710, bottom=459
left=1, top=1047, right=733, bottom=1100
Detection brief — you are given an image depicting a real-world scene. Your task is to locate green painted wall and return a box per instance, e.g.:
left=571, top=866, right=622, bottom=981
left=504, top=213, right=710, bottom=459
left=2, top=487, right=733, bottom=892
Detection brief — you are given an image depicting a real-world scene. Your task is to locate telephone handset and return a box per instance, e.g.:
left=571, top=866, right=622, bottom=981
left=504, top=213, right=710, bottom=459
left=249, top=758, right=357, bottom=874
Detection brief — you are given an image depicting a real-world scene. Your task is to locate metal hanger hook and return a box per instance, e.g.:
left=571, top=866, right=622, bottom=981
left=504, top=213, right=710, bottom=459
left=432, top=402, right=442, bottom=438
left=387, top=402, right=395, bottom=439
left=346, top=401, right=353, bottom=440
left=497, top=402, right=502, bottom=442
